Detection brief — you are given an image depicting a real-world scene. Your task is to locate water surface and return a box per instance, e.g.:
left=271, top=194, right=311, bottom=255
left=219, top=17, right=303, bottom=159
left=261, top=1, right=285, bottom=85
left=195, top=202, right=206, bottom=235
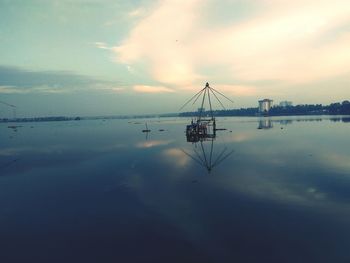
left=1, top=116, right=350, bottom=263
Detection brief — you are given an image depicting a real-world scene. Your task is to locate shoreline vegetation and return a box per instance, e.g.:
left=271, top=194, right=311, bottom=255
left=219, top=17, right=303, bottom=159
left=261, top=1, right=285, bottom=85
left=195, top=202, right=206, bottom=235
left=180, top=100, right=350, bottom=117
left=1, top=101, right=349, bottom=123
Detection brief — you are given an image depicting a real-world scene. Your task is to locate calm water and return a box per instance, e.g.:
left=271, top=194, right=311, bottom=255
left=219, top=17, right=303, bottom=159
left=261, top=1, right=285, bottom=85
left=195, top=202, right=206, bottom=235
left=1, top=116, right=350, bottom=263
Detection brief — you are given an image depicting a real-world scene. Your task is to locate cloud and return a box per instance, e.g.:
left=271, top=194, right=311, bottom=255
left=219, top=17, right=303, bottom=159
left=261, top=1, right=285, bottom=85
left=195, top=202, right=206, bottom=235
left=94, top=42, right=112, bottom=50
left=214, top=85, right=258, bottom=97
left=113, top=0, right=350, bottom=95
left=128, top=8, right=145, bottom=18
left=97, top=86, right=126, bottom=93
left=133, top=85, right=175, bottom=93
left=0, top=86, right=23, bottom=94
left=0, top=85, right=70, bottom=94
left=0, top=65, right=117, bottom=94
left=113, top=0, right=202, bottom=87
left=110, top=87, right=125, bottom=92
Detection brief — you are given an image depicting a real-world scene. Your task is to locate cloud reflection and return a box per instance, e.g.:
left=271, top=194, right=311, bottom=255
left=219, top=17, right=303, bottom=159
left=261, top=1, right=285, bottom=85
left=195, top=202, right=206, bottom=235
left=163, top=148, right=190, bottom=168
left=136, top=140, right=172, bottom=148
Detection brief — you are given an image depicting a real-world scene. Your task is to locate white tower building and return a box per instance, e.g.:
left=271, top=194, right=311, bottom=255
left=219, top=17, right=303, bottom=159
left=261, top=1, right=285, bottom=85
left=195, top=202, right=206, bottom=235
left=258, top=99, right=273, bottom=113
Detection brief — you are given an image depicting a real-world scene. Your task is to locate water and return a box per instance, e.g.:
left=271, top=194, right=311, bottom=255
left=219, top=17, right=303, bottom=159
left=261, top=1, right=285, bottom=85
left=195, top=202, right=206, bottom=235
left=0, top=116, right=350, bottom=263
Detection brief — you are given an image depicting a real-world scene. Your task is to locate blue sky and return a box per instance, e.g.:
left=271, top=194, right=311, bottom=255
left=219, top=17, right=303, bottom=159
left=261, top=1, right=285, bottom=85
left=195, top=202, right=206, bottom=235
left=1, top=0, right=350, bottom=117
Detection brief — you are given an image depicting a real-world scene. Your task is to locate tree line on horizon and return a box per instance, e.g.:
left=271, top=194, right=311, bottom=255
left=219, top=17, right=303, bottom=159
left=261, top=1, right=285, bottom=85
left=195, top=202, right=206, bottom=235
left=179, top=100, right=350, bottom=117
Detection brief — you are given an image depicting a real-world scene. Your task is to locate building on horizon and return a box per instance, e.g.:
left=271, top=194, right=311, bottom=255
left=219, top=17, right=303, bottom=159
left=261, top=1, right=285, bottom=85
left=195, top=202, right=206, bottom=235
left=279, top=101, right=293, bottom=107
left=258, top=99, right=273, bottom=113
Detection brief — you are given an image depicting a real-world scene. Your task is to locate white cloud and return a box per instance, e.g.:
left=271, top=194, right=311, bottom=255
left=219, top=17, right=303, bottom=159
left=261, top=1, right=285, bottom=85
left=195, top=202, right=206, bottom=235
left=96, top=86, right=125, bottom=93
left=0, top=85, right=69, bottom=94
left=94, top=42, right=111, bottom=50
left=214, top=85, right=258, bottom=97
left=0, top=86, right=23, bottom=94
left=126, top=65, right=135, bottom=74
left=113, top=0, right=201, bottom=86
left=128, top=8, right=145, bottom=18
left=133, top=85, right=175, bottom=93
left=111, top=87, right=124, bottom=92
left=113, top=0, right=350, bottom=96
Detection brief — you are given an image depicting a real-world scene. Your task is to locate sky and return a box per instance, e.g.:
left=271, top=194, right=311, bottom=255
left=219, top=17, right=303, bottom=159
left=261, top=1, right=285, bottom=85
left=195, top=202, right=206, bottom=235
left=1, top=0, right=350, bottom=117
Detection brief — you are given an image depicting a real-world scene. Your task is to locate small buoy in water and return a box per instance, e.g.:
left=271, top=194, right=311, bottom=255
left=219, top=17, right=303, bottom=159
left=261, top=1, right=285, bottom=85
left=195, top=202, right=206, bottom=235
left=142, top=123, right=151, bottom=133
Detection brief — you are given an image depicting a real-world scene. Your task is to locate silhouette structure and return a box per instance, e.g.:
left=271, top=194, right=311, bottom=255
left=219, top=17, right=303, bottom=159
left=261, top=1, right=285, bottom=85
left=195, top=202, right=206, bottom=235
left=180, top=82, right=233, bottom=143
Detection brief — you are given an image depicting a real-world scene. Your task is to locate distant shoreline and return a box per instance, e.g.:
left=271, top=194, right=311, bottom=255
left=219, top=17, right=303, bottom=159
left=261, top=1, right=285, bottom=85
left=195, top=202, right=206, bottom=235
left=1, top=113, right=350, bottom=124
left=1, top=100, right=349, bottom=124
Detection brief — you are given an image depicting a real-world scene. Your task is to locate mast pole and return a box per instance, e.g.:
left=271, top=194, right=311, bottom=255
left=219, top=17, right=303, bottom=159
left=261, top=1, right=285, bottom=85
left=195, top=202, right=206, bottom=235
left=210, top=88, right=226, bottom=110
left=207, top=84, right=214, bottom=120
left=198, top=83, right=207, bottom=122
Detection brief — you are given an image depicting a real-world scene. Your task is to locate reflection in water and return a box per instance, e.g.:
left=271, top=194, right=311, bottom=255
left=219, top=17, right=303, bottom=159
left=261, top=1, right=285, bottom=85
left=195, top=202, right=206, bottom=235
left=1, top=117, right=350, bottom=262
left=278, top=119, right=293, bottom=125
left=136, top=140, right=171, bottom=149
left=254, top=116, right=350, bottom=129
left=330, top=116, right=350, bottom=123
left=184, top=118, right=233, bottom=173
left=144, top=127, right=150, bottom=140
left=182, top=138, right=233, bottom=173
left=343, top=117, right=350, bottom=123
left=258, top=118, right=273, bottom=129
left=255, top=116, right=350, bottom=129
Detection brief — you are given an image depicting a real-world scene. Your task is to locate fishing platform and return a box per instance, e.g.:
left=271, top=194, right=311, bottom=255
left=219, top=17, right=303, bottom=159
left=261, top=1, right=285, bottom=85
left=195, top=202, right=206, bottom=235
left=180, top=82, right=233, bottom=143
